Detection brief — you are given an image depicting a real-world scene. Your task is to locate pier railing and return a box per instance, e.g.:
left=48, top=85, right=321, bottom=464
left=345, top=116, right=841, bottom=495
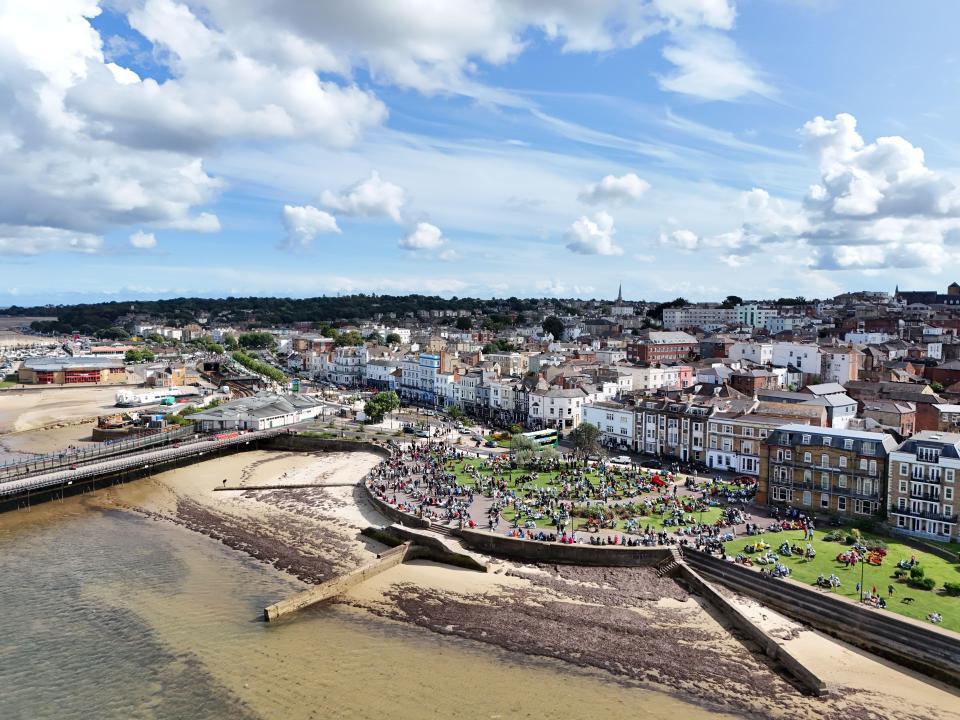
left=0, top=425, right=197, bottom=481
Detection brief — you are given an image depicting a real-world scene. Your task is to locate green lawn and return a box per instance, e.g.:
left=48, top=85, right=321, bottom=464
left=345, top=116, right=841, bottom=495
left=725, top=529, right=960, bottom=632
left=447, top=458, right=725, bottom=533
left=0, top=380, right=15, bottom=389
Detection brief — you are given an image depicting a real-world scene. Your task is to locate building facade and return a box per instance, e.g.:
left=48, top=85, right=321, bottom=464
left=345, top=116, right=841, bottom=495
left=887, top=431, right=960, bottom=542
left=760, top=425, right=897, bottom=520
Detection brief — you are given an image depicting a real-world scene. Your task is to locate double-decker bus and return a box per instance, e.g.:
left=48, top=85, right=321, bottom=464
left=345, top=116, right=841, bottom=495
left=522, top=428, right=559, bottom=447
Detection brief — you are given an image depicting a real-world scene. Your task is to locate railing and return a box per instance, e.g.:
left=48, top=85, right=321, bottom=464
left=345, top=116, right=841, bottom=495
left=0, top=425, right=196, bottom=480
left=889, top=507, right=959, bottom=523
left=908, top=489, right=941, bottom=501
left=0, top=428, right=287, bottom=498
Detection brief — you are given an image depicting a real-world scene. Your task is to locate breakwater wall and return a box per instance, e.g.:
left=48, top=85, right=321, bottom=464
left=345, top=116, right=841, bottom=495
left=264, top=542, right=411, bottom=622
left=682, top=548, right=960, bottom=689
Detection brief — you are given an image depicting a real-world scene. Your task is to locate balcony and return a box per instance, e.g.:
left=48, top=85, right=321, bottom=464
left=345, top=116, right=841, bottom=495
left=908, top=489, right=941, bottom=502
left=890, top=507, right=959, bottom=523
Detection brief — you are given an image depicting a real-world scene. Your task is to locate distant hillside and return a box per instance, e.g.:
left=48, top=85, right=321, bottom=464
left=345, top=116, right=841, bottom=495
left=2, top=295, right=546, bottom=334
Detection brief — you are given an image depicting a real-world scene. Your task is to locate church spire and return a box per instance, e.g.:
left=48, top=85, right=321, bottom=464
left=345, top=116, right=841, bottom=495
left=616, top=283, right=623, bottom=303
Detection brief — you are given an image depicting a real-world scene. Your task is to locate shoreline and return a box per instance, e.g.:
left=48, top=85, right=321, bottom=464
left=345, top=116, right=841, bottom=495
left=4, top=429, right=958, bottom=719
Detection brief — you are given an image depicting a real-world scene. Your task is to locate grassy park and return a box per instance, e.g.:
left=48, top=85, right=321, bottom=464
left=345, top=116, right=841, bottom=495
left=445, top=457, right=727, bottom=532
left=725, top=529, right=960, bottom=632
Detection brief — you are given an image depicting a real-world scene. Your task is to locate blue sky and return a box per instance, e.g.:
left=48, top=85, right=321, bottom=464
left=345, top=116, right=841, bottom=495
left=3, top=1, right=960, bottom=306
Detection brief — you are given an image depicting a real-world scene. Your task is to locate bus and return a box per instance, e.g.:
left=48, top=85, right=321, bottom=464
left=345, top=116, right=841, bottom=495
left=522, top=429, right=559, bottom=447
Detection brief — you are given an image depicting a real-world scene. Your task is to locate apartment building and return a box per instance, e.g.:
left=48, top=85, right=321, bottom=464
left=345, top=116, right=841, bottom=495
left=635, top=397, right=716, bottom=462
left=706, top=414, right=801, bottom=476
left=528, top=387, right=588, bottom=431
left=760, top=425, right=897, bottom=520
left=583, top=400, right=635, bottom=451
left=887, top=431, right=960, bottom=542
left=627, top=332, right=698, bottom=363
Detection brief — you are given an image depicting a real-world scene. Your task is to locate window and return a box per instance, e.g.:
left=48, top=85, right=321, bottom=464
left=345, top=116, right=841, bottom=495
left=606, top=412, right=614, bottom=420
left=802, top=434, right=811, bottom=444
left=868, top=460, right=877, bottom=476
left=802, top=491, right=812, bottom=506
left=820, top=473, right=830, bottom=490
left=946, top=487, right=954, bottom=501
left=899, top=479, right=907, bottom=493
left=785, top=450, right=792, bottom=461
left=823, top=436, right=832, bottom=447
left=838, top=496, right=847, bottom=512
left=821, top=492, right=830, bottom=509
left=776, top=449, right=784, bottom=462
left=804, top=452, right=812, bottom=463
left=804, top=470, right=812, bottom=482
left=838, top=474, right=847, bottom=488
left=844, top=439, right=854, bottom=450
left=743, top=427, right=754, bottom=437
left=838, top=456, right=847, bottom=468
left=947, top=469, right=955, bottom=483
left=900, top=462, right=908, bottom=476
left=917, top=446, right=941, bottom=463
left=821, top=454, right=829, bottom=467
left=859, top=459, right=868, bottom=471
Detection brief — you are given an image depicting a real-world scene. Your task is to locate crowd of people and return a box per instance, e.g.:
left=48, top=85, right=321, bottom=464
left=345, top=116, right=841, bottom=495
left=366, top=441, right=755, bottom=548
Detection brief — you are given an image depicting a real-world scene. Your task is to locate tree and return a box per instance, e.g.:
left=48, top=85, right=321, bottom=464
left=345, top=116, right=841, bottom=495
left=366, top=332, right=384, bottom=345
left=510, top=433, right=538, bottom=467
left=542, top=315, right=564, bottom=340
left=238, top=331, right=276, bottom=349
left=569, top=422, right=600, bottom=457
left=720, top=295, right=743, bottom=309
left=455, top=316, right=472, bottom=331
left=446, top=405, right=464, bottom=420
left=509, top=423, right=523, bottom=435
left=931, top=381, right=945, bottom=393
left=222, top=334, right=238, bottom=350
left=364, top=391, right=400, bottom=423
left=335, top=330, right=364, bottom=347
left=385, top=332, right=402, bottom=345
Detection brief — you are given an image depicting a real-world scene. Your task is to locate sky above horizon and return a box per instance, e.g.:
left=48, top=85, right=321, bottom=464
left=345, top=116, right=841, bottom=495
left=4, top=1, right=960, bottom=306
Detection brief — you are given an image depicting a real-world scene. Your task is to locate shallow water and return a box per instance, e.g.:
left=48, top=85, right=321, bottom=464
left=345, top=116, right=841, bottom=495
left=0, top=494, right=735, bottom=720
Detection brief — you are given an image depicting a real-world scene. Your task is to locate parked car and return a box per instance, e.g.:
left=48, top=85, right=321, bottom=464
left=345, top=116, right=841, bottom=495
left=640, top=459, right=662, bottom=469
left=484, top=440, right=497, bottom=448
left=610, top=455, right=632, bottom=465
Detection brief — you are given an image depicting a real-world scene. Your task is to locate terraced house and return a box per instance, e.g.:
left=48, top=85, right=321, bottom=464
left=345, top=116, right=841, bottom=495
left=759, top=425, right=898, bottom=520
left=887, top=431, right=960, bottom=542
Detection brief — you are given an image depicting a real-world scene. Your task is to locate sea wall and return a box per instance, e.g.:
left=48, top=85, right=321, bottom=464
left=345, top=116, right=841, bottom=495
left=453, top=527, right=673, bottom=566
left=682, top=548, right=960, bottom=689
left=673, top=563, right=828, bottom=695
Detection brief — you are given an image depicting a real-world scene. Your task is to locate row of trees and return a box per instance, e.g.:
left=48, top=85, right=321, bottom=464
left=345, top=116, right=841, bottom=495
left=124, top=348, right=155, bottom=363
left=231, top=350, right=287, bottom=383
left=9, top=294, right=545, bottom=332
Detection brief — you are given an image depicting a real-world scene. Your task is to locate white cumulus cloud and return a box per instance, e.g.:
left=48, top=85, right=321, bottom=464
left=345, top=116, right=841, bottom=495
left=658, top=228, right=700, bottom=251
left=399, top=222, right=446, bottom=251
left=578, top=172, right=650, bottom=205
left=565, top=211, right=622, bottom=255
left=320, top=171, right=406, bottom=223
left=129, top=230, right=157, bottom=249
left=280, top=204, right=340, bottom=249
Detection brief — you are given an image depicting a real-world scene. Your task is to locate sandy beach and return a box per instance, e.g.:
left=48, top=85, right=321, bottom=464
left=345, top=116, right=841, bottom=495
left=63, top=443, right=955, bottom=720
left=0, top=386, right=121, bottom=435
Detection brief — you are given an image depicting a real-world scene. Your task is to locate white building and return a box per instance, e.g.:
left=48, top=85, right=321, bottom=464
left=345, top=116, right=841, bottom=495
left=729, top=342, right=774, bottom=365
left=528, top=387, right=587, bottom=431
left=189, top=393, right=325, bottom=432
left=583, top=401, right=635, bottom=451
left=771, top=342, right=821, bottom=376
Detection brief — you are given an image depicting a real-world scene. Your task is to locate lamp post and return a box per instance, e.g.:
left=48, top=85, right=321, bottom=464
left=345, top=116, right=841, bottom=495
left=860, top=553, right=867, bottom=601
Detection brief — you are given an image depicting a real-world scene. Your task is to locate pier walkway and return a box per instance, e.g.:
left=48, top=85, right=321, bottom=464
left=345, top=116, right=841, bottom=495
left=0, top=428, right=289, bottom=498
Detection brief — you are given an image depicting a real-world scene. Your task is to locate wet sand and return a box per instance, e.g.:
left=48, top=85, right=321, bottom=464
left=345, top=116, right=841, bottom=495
left=83, top=448, right=959, bottom=719
left=0, top=385, right=121, bottom=434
